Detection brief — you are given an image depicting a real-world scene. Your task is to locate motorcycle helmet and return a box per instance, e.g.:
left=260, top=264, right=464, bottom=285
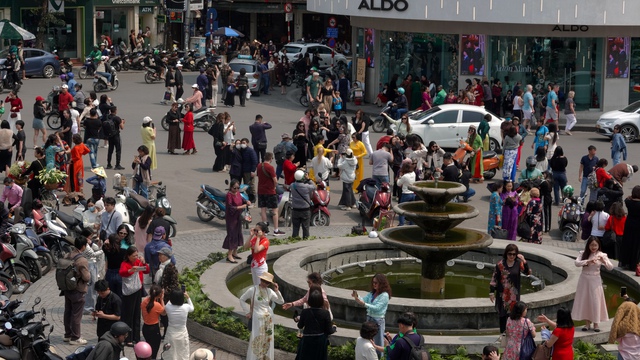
left=110, top=321, right=132, bottom=337
left=562, top=185, right=574, bottom=198
left=368, top=231, right=378, bottom=238
left=294, top=170, right=305, bottom=182
left=154, top=49, right=160, bottom=56
left=67, top=72, right=74, bottom=79
left=134, top=341, right=152, bottom=359
left=177, top=98, right=185, bottom=104
left=397, top=87, right=405, bottom=95
left=93, top=44, right=99, bottom=49
left=101, top=56, right=108, bottom=62
left=59, top=73, right=67, bottom=81
left=525, top=156, right=537, bottom=171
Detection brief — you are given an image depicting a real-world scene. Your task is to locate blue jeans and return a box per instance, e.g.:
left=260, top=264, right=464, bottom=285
left=552, top=171, right=567, bottom=205
left=398, top=193, right=415, bottom=225
left=86, top=138, right=100, bottom=168
left=367, top=316, right=385, bottom=358
left=612, top=150, right=622, bottom=165
left=84, top=261, right=97, bottom=312
left=133, top=180, right=148, bottom=199
left=97, top=71, right=112, bottom=84
left=262, top=76, right=269, bottom=94
left=372, top=175, right=389, bottom=189
left=396, top=108, right=408, bottom=120
left=460, top=187, right=476, bottom=201
left=276, top=163, right=283, bottom=179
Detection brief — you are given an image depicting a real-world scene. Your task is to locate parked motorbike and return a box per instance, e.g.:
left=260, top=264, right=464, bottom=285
left=8, top=223, right=42, bottom=282
left=53, top=50, right=73, bottom=74
left=452, top=141, right=500, bottom=180
left=144, top=66, right=166, bottom=84
left=356, top=179, right=392, bottom=224
left=558, top=197, right=583, bottom=242
left=127, top=51, right=147, bottom=71
left=371, top=102, right=397, bottom=133
left=78, top=57, right=95, bottom=79
left=0, top=65, right=20, bottom=92
left=23, top=218, right=52, bottom=276
left=160, top=100, right=215, bottom=132
left=311, top=182, right=331, bottom=226
left=39, top=212, right=74, bottom=265
left=196, top=182, right=252, bottom=229
left=107, top=55, right=126, bottom=72
left=0, top=239, right=30, bottom=295
left=93, top=65, right=119, bottom=92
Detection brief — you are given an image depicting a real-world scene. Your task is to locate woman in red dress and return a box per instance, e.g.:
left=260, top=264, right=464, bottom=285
left=472, top=78, right=484, bottom=107
left=181, top=103, right=196, bottom=155
left=537, top=308, right=575, bottom=360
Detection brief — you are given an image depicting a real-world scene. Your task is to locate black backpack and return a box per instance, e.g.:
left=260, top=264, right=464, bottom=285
left=101, top=117, right=116, bottom=138
left=402, top=334, right=431, bottom=360
left=56, top=253, right=83, bottom=292
left=273, top=142, right=286, bottom=165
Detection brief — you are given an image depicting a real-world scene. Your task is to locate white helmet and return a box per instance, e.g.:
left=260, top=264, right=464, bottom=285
left=101, top=56, right=108, bottom=61
left=294, top=170, right=305, bottom=181
left=177, top=98, right=185, bottom=104
left=368, top=231, right=378, bottom=238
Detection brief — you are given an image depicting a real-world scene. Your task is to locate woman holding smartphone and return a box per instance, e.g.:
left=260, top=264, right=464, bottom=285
left=141, top=284, right=166, bottom=359
left=352, top=274, right=392, bottom=357
left=119, top=245, right=150, bottom=346
left=243, top=222, right=270, bottom=286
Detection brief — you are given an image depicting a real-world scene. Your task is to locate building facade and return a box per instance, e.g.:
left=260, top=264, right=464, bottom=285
left=310, top=0, right=640, bottom=111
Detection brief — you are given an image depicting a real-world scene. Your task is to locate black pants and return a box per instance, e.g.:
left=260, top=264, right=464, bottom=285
left=242, top=172, right=255, bottom=202
left=213, top=144, right=225, bottom=171
left=292, top=208, right=310, bottom=239
left=238, top=87, right=247, bottom=106
left=253, top=143, right=266, bottom=163
left=142, top=323, right=162, bottom=359
left=121, top=288, right=142, bottom=343
left=542, top=197, right=552, bottom=232
left=499, top=315, right=507, bottom=334
left=176, top=85, right=184, bottom=99
left=107, top=134, right=121, bottom=167
left=338, top=182, right=356, bottom=207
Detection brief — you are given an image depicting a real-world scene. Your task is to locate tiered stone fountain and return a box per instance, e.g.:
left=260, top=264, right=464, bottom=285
left=379, top=180, right=493, bottom=296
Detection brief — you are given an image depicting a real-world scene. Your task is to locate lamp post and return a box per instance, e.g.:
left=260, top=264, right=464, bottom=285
left=184, top=0, right=191, bottom=52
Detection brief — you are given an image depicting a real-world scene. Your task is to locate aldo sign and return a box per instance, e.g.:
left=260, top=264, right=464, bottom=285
left=358, top=0, right=408, bottom=11
left=552, top=25, right=589, bottom=32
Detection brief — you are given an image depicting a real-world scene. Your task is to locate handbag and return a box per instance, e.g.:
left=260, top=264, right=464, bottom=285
left=10, top=113, right=17, bottom=119
left=246, top=254, right=253, bottom=265
left=122, top=265, right=142, bottom=296
left=519, top=323, right=536, bottom=360
left=518, top=221, right=531, bottom=240
left=99, top=212, right=115, bottom=241
left=257, top=141, right=268, bottom=150
left=246, top=91, right=251, bottom=100
left=532, top=343, right=552, bottom=360
left=490, top=227, right=509, bottom=240
left=163, top=90, right=171, bottom=101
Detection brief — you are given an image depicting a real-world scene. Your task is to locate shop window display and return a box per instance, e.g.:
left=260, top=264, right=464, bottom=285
left=488, top=36, right=603, bottom=110
left=21, top=8, right=78, bottom=58
left=380, top=32, right=459, bottom=93
left=627, top=38, right=640, bottom=104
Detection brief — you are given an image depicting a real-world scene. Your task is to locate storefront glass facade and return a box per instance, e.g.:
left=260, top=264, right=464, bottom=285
left=487, top=36, right=603, bottom=110
left=21, top=8, right=79, bottom=57
left=96, top=8, right=131, bottom=47
left=379, top=32, right=459, bottom=93
left=628, top=38, right=640, bottom=104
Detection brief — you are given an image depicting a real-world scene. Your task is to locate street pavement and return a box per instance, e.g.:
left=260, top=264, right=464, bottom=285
left=6, top=71, right=640, bottom=358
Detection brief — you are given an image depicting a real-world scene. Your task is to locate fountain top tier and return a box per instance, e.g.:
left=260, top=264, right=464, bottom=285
left=409, top=181, right=467, bottom=212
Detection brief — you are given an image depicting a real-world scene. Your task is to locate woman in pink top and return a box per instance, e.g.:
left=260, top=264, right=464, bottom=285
left=421, top=85, right=432, bottom=111
left=609, top=301, right=640, bottom=360
left=282, top=272, right=331, bottom=318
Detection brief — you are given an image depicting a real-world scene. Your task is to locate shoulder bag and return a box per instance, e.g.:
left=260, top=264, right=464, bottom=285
left=532, top=342, right=552, bottom=360
left=99, top=211, right=115, bottom=241
left=519, top=321, right=536, bottom=360
left=292, top=183, right=313, bottom=208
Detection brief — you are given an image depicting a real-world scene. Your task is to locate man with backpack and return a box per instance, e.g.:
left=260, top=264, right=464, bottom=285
left=104, top=106, right=125, bottom=170
left=381, top=312, right=429, bottom=360
left=273, top=133, right=297, bottom=179
left=60, top=237, right=91, bottom=345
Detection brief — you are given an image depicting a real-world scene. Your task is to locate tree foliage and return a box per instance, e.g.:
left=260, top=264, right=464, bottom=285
left=33, top=0, right=77, bottom=49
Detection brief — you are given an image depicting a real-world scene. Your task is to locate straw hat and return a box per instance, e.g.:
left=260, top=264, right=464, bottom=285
left=258, top=272, right=275, bottom=284
left=91, top=166, right=107, bottom=178
left=190, top=349, right=214, bottom=360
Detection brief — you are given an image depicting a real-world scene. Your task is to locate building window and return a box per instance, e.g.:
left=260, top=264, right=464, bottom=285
left=488, top=36, right=603, bottom=110
left=21, top=8, right=79, bottom=58
left=380, top=32, right=459, bottom=94
left=628, top=38, right=640, bottom=104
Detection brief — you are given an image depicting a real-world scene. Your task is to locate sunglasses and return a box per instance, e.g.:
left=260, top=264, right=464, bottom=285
left=232, top=186, right=240, bottom=190
left=507, top=252, right=517, bottom=256
left=118, top=231, right=128, bottom=235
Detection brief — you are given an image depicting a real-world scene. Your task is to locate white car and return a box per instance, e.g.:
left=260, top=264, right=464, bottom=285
left=404, top=104, right=504, bottom=151
left=596, top=101, right=640, bottom=142
left=279, top=42, right=347, bottom=69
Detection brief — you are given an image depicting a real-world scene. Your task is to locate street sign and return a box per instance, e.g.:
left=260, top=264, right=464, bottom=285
left=157, top=15, right=167, bottom=23
left=140, top=6, right=154, bottom=14
left=284, top=2, right=293, bottom=13
left=327, top=38, right=336, bottom=48
left=328, top=17, right=337, bottom=27
left=169, top=11, right=183, bottom=23
left=207, top=8, right=218, bottom=33
left=285, top=12, right=293, bottom=22
left=326, top=27, right=338, bottom=38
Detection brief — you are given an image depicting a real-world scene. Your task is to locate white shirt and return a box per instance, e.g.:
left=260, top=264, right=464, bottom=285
left=397, top=172, right=416, bottom=194
left=70, top=108, right=80, bottom=134
left=591, top=211, right=610, bottom=237
left=165, top=298, right=194, bottom=331
left=355, top=337, right=378, bottom=360
left=310, top=156, right=332, bottom=182
left=223, top=122, right=234, bottom=144
left=513, top=95, right=522, bottom=110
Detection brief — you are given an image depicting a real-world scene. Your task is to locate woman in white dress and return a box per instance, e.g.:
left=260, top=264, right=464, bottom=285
left=239, top=272, right=285, bottom=360
left=164, top=289, right=194, bottom=360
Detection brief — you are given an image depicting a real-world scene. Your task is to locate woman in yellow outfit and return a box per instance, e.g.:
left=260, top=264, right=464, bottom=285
left=350, top=133, right=367, bottom=192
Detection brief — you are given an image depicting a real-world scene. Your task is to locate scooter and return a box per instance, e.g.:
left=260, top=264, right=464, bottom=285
left=0, top=239, right=30, bottom=295
left=311, top=182, right=331, bottom=226
left=558, top=197, right=583, bottom=242
left=53, top=50, right=73, bottom=74
left=107, top=54, right=126, bottom=72
left=127, top=51, right=148, bottom=71
left=371, top=101, right=397, bottom=133
left=196, top=182, right=252, bottom=229
left=0, top=65, right=20, bottom=92
left=160, top=99, right=215, bottom=132
left=8, top=223, right=42, bottom=283
left=356, top=179, right=392, bottom=224
left=93, top=65, right=119, bottom=92
left=23, top=218, right=52, bottom=276
left=78, top=57, right=95, bottom=79
left=452, top=141, right=500, bottom=180
left=39, top=212, right=74, bottom=265
left=144, top=66, right=164, bottom=84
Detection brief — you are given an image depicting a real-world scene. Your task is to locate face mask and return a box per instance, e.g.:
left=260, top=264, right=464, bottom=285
left=235, top=144, right=241, bottom=150
left=241, top=144, right=247, bottom=149
left=88, top=207, right=95, bottom=212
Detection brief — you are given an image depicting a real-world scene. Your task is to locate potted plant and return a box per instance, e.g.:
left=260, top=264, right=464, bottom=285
left=38, top=168, right=67, bottom=190
left=8, top=161, right=30, bottom=186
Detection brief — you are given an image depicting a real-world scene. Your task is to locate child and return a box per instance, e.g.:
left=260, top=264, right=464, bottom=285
left=93, top=279, right=122, bottom=338
left=333, top=90, right=343, bottom=117
left=70, top=134, right=90, bottom=193
left=132, top=145, right=152, bottom=199
left=14, top=120, right=25, bottom=161
left=86, top=166, right=107, bottom=203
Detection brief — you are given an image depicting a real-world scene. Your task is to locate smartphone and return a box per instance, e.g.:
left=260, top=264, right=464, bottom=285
left=211, top=349, right=216, bottom=357
left=351, top=290, right=358, bottom=298
left=621, top=286, right=627, bottom=297
left=181, top=284, right=186, bottom=293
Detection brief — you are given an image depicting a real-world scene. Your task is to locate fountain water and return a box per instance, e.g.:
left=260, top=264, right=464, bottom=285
left=379, top=181, right=493, bottom=296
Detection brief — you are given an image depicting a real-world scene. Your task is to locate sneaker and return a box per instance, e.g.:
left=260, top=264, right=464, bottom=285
left=274, top=229, right=285, bottom=236
left=114, top=165, right=125, bottom=170
left=105, top=165, right=113, bottom=169
left=70, top=338, right=88, bottom=345
left=63, top=337, right=71, bottom=342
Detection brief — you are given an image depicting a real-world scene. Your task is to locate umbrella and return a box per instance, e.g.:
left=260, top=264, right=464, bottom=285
left=209, top=27, right=244, bottom=38
left=0, top=20, right=35, bottom=41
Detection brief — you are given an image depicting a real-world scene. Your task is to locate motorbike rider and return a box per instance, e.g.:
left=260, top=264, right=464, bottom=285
left=519, top=156, right=543, bottom=182
left=96, top=56, right=113, bottom=88
left=67, top=72, right=78, bottom=96
left=391, top=87, right=408, bottom=120
left=151, top=49, right=165, bottom=80
left=86, top=321, right=131, bottom=360
left=290, top=170, right=316, bottom=239
left=87, top=44, right=102, bottom=74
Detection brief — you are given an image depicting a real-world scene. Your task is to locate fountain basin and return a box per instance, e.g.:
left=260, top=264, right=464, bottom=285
left=393, top=202, right=480, bottom=238
left=408, top=181, right=467, bottom=211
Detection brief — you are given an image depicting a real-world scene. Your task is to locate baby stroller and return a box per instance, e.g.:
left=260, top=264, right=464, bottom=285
left=557, top=185, right=583, bottom=242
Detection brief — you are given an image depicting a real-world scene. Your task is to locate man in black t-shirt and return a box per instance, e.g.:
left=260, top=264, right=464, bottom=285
left=106, top=106, right=124, bottom=170
left=441, top=152, right=460, bottom=182
left=93, top=279, right=122, bottom=338
left=83, top=108, right=103, bottom=169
